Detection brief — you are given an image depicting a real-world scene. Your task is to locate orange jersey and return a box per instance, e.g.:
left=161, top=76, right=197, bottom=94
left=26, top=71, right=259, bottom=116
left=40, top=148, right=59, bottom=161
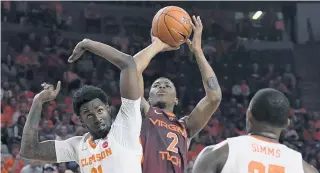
left=219, top=135, right=304, bottom=173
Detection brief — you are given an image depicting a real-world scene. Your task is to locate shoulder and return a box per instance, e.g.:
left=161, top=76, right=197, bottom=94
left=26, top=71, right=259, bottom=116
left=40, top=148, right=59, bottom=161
left=193, top=143, right=229, bottom=173
left=121, top=97, right=141, bottom=103
left=140, top=97, right=150, bottom=116
left=56, top=136, right=83, bottom=148
left=119, top=97, right=141, bottom=111
left=302, top=160, right=319, bottom=173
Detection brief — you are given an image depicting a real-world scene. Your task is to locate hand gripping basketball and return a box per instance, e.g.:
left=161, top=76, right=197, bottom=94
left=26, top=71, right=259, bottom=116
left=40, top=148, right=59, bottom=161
left=150, top=30, right=180, bottom=52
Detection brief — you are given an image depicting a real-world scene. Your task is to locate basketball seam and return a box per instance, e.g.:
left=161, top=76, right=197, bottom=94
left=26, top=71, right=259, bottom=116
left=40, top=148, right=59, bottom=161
left=165, top=13, right=190, bottom=36
left=163, top=14, right=179, bottom=45
left=162, top=10, right=188, bottom=15
left=165, top=14, right=189, bottom=37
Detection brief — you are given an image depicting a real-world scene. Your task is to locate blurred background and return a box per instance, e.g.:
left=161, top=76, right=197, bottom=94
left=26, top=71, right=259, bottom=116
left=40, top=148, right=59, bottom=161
left=1, top=1, right=320, bottom=173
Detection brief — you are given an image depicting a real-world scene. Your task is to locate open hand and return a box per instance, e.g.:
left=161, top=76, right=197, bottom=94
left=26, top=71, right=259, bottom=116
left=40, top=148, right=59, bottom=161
left=186, top=16, right=203, bottom=52
left=151, top=31, right=180, bottom=52
left=68, top=39, right=88, bottom=63
left=35, top=81, right=61, bottom=103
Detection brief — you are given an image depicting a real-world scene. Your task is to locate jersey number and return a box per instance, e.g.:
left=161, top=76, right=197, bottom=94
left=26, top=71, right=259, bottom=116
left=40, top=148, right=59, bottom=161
left=167, top=132, right=178, bottom=153
left=91, top=165, right=102, bottom=173
left=248, top=161, right=285, bottom=173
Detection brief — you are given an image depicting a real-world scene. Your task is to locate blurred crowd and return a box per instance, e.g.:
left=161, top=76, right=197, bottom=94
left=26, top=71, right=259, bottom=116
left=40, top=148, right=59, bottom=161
left=1, top=1, right=319, bottom=173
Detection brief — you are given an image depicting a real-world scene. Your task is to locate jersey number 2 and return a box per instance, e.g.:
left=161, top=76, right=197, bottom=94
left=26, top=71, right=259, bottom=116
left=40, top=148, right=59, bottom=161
left=248, top=161, right=285, bottom=173
left=167, top=132, right=178, bottom=153
left=91, top=165, right=102, bottom=173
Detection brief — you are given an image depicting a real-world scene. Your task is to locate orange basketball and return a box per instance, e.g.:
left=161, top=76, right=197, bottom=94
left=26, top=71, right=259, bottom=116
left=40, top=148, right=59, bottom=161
left=152, top=6, right=192, bottom=47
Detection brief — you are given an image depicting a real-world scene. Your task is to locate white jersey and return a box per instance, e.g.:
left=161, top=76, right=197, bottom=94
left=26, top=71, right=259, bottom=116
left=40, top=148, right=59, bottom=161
left=220, top=135, right=304, bottom=173
left=54, top=98, right=143, bottom=173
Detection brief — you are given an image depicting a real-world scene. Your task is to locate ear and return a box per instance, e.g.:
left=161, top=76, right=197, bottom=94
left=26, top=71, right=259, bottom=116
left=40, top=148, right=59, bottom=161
left=248, top=111, right=253, bottom=121
left=105, top=104, right=111, bottom=115
left=174, top=97, right=179, bottom=105
left=80, top=120, right=87, bottom=128
left=285, top=119, right=290, bottom=129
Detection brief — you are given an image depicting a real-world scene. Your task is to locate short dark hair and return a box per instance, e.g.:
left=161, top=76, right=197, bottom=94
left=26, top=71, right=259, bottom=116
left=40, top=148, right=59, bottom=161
left=250, top=88, right=290, bottom=127
left=72, top=85, right=108, bottom=116
left=153, top=77, right=175, bottom=87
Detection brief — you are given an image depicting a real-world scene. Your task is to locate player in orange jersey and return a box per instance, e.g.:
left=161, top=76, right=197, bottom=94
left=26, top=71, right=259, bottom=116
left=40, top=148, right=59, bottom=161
left=192, top=88, right=318, bottom=173
left=19, top=39, right=143, bottom=173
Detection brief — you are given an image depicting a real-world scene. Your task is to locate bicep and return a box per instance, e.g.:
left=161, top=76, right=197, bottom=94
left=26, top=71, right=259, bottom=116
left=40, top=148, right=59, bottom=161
left=186, top=97, right=221, bottom=138
left=119, top=62, right=140, bottom=100
left=26, top=137, right=79, bottom=163
left=111, top=97, right=142, bottom=150
left=55, top=137, right=80, bottom=163
left=140, top=97, right=150, bottom=117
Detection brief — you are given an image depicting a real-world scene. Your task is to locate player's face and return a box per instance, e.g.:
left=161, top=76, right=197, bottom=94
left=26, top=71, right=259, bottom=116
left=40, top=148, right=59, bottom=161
left=79, top=98, right=112, bottom=139
left=149, top=78, right=177, bottom=109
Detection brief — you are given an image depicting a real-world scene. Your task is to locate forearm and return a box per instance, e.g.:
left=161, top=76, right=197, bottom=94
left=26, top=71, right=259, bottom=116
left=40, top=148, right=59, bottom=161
left=133, top=42, right=163, bottom=73
left=20, top=97, right=43, bottom=157
left=134, top=42, right=162, bottom=98
left=83, top=39, right=134, bottom=69
left=194, top=49, right=221, bottom=99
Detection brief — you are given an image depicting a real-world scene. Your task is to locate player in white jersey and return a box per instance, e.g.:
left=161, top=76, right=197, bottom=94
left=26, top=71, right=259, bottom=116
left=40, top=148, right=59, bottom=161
left=19, top=39, right=143, bottom=173
left=192, top=88, right=319, bottom=173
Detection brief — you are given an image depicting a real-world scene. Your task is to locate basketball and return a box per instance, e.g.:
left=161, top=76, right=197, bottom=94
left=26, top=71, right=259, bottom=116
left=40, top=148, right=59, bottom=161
left=152, top=6, right=192, bottom=47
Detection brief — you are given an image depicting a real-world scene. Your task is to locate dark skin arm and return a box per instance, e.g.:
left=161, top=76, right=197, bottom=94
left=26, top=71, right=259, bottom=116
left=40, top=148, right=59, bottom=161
left=19, top=82, right=60, bottom=162
left=134, top=35, right=177, bottom=115
left=192, top=144, right=229, bottom=173
left=184, top=16, right=222, bottom=138
left=303, top=160, right=319, bottom=173
left=69, top=39, right=140, bottom=100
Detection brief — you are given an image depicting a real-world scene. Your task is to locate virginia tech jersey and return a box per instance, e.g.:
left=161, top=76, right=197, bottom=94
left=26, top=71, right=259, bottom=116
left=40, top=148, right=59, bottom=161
left=220, top=135, right=304, bottom=173
left=55, top=98, right=143, bottom=173
left=140, top=107, right=188, bottom=173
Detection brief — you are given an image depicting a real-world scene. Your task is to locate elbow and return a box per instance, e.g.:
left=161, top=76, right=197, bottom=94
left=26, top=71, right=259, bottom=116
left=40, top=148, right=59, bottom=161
left=119, top=55, right=136, bottom=70
left=19, top=152, right=28, bottom=160
left=206, top=90, right=222, bottom=105
left=19, top=149, right=32, bottom=160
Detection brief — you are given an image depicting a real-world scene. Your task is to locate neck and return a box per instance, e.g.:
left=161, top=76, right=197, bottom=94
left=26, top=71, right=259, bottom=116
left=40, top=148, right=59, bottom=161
left=163, top=106, right=174, bottom=113
left=248, top=125, right=281, bottom=141
left=91, top=131, right=109, bottom=141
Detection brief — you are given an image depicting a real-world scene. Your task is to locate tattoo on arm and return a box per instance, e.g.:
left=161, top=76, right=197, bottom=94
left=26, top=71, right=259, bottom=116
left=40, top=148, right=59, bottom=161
left=207, top=76, right=219, bottom=90
left=20, top=100, right=57, bottom=162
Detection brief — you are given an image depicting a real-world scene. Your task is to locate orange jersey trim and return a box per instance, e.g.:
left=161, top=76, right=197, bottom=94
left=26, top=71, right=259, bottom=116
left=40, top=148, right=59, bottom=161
left=88, top=137, right=97, bottom=149
left=165, top=111, right=175, bottom=117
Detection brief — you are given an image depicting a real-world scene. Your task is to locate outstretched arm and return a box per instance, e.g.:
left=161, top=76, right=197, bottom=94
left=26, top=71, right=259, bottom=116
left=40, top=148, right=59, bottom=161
left=133, top=37, right=178, bottom=115
left=183, top=16, right=222, bottom=139
left=19, top=82, right=80, bottom=163
left=69, top=39, right=139, bottom=100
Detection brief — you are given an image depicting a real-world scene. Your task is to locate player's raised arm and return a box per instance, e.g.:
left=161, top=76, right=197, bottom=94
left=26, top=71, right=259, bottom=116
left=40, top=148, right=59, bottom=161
left=19, top=82, right=80, bottom=163
left=68, top=39, right=139, bottom=100
left=182, top=16, right=222, bottom=139
left=133, top=34, right=179, bottom=115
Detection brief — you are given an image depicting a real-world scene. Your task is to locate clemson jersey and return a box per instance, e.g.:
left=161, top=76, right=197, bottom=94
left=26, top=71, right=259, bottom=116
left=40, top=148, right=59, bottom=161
left=219, top=135, right=304, bottom=173
left=54, top=98, right=143, bottom=173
